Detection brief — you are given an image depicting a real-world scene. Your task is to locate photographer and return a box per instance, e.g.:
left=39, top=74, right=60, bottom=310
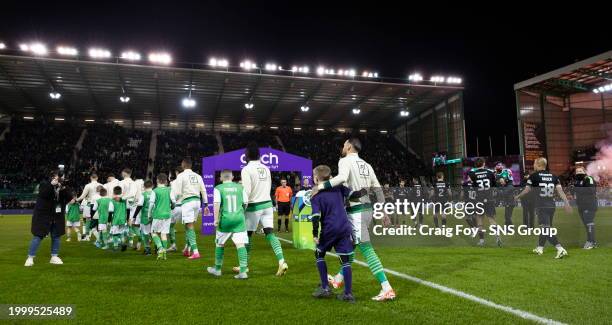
left=24, top=169, right=73, bottom=267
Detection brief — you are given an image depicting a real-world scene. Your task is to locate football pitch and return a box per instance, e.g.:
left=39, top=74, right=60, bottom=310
left=1, top=209, right=610, bottom=324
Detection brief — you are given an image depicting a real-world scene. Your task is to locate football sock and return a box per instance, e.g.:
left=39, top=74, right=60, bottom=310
left=284, top=218, right=289, bottom=231
left=139, top=231, right=147, bottom=247
left=237, top=246, right=248, bottom=273
left=587, top=223, right=595, bottom=243
left=84, top=219, right=91, bottom=235
left=548, top=235, right=559, bottom=246
left=316, top=258, right=328, bottom=289
left=338, top=253, right=354, bottom=278
left=112, top=234, right=120, bottom=248
left=265, top=233, right=284, bottom=262
left=277, top=219, right=282, bottom=231
left=169, top=223, right=176, bottom=245
left=340, top=255, right=353, bottom=294
left=185, top=227, right=198, bottom=253
left=151, top=234, right=162, bottom=251
left=162, top=239, right=168, bottom=249
left=245, top=242, right=252, bottom=261
left=538, top=233, right=547, bottom=247
left=358, top=242, right=388, bottom=284
left=479, top=228, right=485, bottom=240
left=215, top=246, right=224, bottom=271
left=433, top=216, right=439, bottom=227
left=441, top=218, right=447, bottom=227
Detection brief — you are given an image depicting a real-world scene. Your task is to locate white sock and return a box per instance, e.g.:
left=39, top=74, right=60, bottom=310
left=193, top=249, right=199, bottom=254
left=555, top=244, right=564, bottom=250
left=279, top=259, right=285, bottom=265
left=381, top=280, right=392, bottom=291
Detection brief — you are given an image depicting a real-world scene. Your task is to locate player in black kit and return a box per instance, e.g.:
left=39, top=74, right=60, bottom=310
left=515, top=157, right=572, bottom=259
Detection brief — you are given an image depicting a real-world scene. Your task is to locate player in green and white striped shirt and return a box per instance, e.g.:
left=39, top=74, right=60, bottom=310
left=206, top=170, right=249, bottom=279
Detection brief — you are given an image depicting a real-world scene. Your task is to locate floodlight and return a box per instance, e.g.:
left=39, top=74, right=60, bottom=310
left=49, top=92, right=62, bottom=100
left=182, top=97, right=196, bottom=108
left=149, top=52, right=171, bottom=65
left=120, top=96, right=130, bottom=103
left=300, top=105, right=310, bottom=112
left=408, top=73, right=423, bottom=82
left=89, top=48, right=111, bottom=59
left=121, top=51, right=141, bottom=61
left=352, top=108, right=361, bottom=115
left=57, top=46, right=78, bottom=56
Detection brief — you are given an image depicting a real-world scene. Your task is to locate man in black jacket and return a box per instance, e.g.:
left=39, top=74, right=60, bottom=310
left=25, top=170, right=73, bottom=267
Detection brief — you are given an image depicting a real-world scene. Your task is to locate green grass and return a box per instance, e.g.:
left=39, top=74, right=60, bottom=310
left=0, top=208, right=610, bottom=324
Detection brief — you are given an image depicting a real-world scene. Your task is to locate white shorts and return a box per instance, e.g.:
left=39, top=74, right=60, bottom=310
left=98, top=223, right=107, bottom=232
left=130, top=207, right=141, bottom=225
left=110, top=225, right=127, bottom=235
left=83, top=205, right=92, bottom=218
left=347, top=209, right=373, bottom=244
left=215, top=231, right=249, bottom=246
left=151, top=218, right=171, bottom=234
left=181, top=200, right=201, bottom=224
left=66, top=220, right=81, bottom=227
left=140, top=223, right=151, bottom=235
left=246, top=207, right=274, bottom=232
left=172, top=206, right=182, bottom=224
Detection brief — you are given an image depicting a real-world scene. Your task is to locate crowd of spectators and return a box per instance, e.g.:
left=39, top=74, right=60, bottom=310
left=75, top=124, right=151, bottom=184
left=279, top=128, right=428, bottom=185
left=221, top=130, right=282, bottom=151
left=0, top=118, right=81, bottom=190
left=154, top=130, right=219, bottom=175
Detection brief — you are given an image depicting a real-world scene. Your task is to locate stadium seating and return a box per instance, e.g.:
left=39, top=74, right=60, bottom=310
left=154, top=130, right=219, bottom=175
left=75, top=124, right=151, bottom=184
left=0, top=119, right=429, bottom=208
left=0, top=118, right=82, bottom=190
left=221, top=130, right=282, bottom=151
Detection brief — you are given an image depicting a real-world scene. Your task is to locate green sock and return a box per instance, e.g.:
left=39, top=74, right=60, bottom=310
left=169, top=223, right=176, bottom=245
left=186, top=227, right=198, bottom=252
left=265, top=233, right=284, bottom=261
left=112, top=234, right=120, bottom=248
left=152, top=234, right=163, bottom=251
left=245, top=242, right=252, bottom=261
left=358, top=242, right=387, bottom=283
left=162, top=240, right=168, bottom=249
left=139, top=231, right=147, bottom=246
left=215, top=246, right=224, bottom=271
left=237, top=246, right=248, bottom=273
left=85, top=219, right=91, bottom=235
left=131, top=226, right=139, bottom=242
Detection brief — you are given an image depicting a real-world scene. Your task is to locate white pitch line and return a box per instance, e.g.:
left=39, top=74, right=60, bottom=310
left=277, top=237, right=565, bottom=325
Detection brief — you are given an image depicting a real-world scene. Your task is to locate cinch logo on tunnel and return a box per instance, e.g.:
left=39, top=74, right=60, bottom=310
left=240, top=153, right=279, bottom=165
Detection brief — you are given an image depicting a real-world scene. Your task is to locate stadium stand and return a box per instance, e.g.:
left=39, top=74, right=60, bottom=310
left=154, top=129, right=219, bottom=176
left=0, top=119, right=428, bottom=209
left=221, top=130, right=282, bottom=151
left=0, top=118, right=81, bottom=189
left=75, top=124, right=151, bottom=184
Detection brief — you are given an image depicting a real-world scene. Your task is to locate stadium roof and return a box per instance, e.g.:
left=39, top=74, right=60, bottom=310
left=514, top=50, right=612, bottom=96
left=0, top=54, right=463, bottom=129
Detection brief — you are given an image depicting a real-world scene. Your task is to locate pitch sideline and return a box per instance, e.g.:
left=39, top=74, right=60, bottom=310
left=277, top=237, right=565, bottom=325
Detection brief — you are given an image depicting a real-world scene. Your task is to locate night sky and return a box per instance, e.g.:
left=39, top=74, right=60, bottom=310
left=1, top=1, right=609, bottom=157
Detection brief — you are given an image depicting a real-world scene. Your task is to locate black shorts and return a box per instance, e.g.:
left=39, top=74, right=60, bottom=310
left=536, top=207, right=556, bottom=226
left=483, top=200, right=496, bottom=217
left=277, top=202, right=291, bottom=216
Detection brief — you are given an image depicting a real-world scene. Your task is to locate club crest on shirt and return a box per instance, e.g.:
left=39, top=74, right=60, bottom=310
left=357, top=161, right=369, bottom=177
